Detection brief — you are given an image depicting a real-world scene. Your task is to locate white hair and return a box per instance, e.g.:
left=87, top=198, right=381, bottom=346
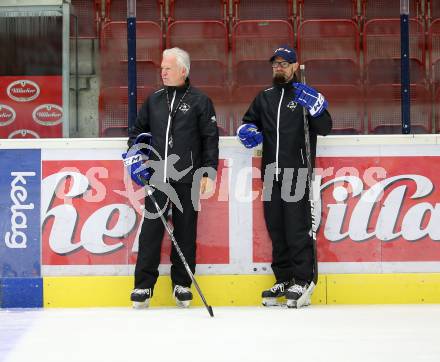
left=163, top=47, right=191, bottom=77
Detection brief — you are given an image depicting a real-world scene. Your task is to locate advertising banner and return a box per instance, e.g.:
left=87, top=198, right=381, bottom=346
left=34, top=139, right=440, bottom=276
left=252, top=156, right=440, bottom=264
left=0, top=76, right=63, bottom=139
left=0, top=149, right=41, bottom=277
left=41, top=158, right=229, bottom=271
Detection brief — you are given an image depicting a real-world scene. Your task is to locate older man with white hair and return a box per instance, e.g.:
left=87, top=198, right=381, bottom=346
left=124, top=47, right=219, bottom=308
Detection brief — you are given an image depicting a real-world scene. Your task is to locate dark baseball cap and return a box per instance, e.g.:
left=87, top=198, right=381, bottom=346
left=269, top=45, right=297, bottom=63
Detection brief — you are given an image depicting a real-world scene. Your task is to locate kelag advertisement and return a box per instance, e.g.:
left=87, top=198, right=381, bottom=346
left=0, top=149, right=41, bottom=277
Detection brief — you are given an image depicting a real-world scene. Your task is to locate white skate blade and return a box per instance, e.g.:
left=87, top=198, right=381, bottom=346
left=286, top=299, right=297, bottom=308
left=262, top=297, right=286, bottom=307
left=288, top=296, right=310, bottom=308
left=132, top=300, right=150, bottom=309
left=175, top=299, right=190, bottom=308
left=287, top=282, right=315, bottom=309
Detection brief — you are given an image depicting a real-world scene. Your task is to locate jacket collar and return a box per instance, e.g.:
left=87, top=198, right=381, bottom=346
left=165, top=78, right=190, bottom=94
left=272, top=79, right=294, bottom=91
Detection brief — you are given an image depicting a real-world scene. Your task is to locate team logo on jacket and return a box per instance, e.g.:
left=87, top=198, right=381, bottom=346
left=179, top=103, right=190, bottom=113
left=287, top=100, right=297, bottom=111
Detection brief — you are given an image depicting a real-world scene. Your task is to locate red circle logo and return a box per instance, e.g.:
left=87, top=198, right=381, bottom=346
left=32, top=104, right=63, bottom=126
left=7, top=80, right=40, bottom=102
left=8, top=129, right=40, bottom=139
left=0, top=104, right=16, bottom=126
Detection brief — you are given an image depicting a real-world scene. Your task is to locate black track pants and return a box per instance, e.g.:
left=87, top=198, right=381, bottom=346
left=134, top=183, right=198, bottom=290
left=263, top=180, right=314, bottom=283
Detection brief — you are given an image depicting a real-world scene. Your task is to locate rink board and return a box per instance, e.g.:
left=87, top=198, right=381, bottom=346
left=42, top=274, right=440, bottom=307
left=2, top=135, right=440, bottom=307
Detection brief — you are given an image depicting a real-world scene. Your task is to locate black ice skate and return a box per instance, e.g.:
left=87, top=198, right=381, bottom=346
left=173, top=284, right=193, bottom=308
left=261, top=281, right=290, bottom=306
left=285, top=280, right=312, bottom=308
left=130, top=288, right=152, bottom=309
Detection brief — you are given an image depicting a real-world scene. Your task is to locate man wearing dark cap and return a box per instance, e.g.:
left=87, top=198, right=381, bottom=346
left=236, top=45, right=332, bottom=308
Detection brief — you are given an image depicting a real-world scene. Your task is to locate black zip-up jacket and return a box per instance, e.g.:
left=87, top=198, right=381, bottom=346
left=242, top=80, right=332, bottom=181
left=128, top=80, right=219, bottom=184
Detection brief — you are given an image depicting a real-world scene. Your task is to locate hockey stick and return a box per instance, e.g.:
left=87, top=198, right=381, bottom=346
left=144, top=183, right=214, bottom=318
left=298, top=64, right=318, bottom=307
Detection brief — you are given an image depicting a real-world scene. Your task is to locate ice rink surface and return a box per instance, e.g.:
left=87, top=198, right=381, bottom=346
left=1, top=305, right=440, bottom=362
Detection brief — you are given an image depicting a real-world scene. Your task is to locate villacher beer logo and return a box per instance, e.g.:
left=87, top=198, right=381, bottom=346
left=8, top=129, right=40, bottom=139
left=32, top=104, right=63, bottom=126
left=7, top=80, right=40, bottom=102
left=0, top=104, right=16, bottom=126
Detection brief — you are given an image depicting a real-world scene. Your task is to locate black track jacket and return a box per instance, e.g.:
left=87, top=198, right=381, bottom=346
left=242, top=81, right=332, bottom=181
left=128, top=80, right=219, bottom=184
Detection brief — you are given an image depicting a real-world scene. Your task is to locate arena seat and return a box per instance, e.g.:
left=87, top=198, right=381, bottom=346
left=367, top=84, right=431, bottom=134
left=302, top=59, right=361, bottom=85
left=232, top=0, right=293, bottom=21
left=101, top=21, right=162, bottom=63
left=364, top=19, right=425, bottom=65
left=232, top=20, right=294, bottom=89
left=297, top=19, right=360, bottom=85
left=364, top=18, right=425, bottom=86
left=297, top=0, right=357, bottom=21
left=366, top=58, right=426, bottom=85
left=362, top=0, right=420, bottom=20
left=105, top=0, right=163, bottom=22
left=167, top=20, right=228, bottom=103
left=169, top=0, right=228, bottom=21
left=430, top=0, right=440, bottom=21
left=99, top=86, right=155, bottom=137
left=428, top=19, right=440, bottom=89
left=99, top=20, right=162, bottom=137
left=315, top=84, right=364, bottom=134
left=230, top=20, right=293, bottom=131
left=100, top=21, right=162, bottom=88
